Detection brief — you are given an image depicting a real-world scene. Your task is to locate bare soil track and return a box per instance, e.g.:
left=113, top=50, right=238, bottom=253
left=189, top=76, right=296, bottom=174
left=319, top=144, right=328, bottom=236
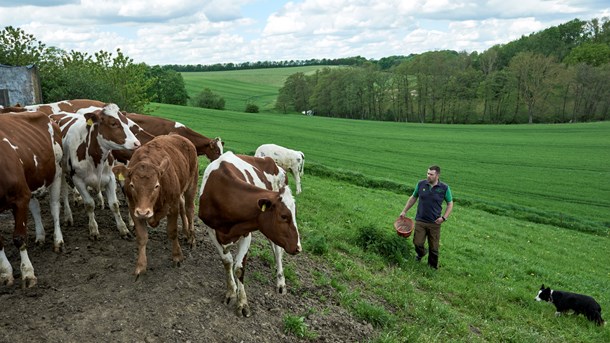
left=0, top=196, right=374, bottom=342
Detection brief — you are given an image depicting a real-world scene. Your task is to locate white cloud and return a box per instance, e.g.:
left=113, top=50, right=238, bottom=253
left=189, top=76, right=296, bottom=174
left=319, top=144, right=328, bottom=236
left=0, top=0, right=607, bottom=65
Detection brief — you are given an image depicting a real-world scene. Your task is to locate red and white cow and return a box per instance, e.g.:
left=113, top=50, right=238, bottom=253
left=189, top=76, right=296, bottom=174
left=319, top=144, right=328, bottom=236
left=255, top=144, right=305, bottom=194
left=0, top=111, right=63, bottom=287
left=235, top=154, right=292, bottom=294
left=57, top=104, right=141, bottom=239
left=198, top=151, right=301, bottom=317
left=125, top=112, right=224, bottom=161
left=112, top=134, right=198, bottom=278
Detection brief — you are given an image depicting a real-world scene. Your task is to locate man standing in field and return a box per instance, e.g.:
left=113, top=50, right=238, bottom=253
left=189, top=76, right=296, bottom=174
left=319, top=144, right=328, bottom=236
left=400, top=165, right=453, bottom=269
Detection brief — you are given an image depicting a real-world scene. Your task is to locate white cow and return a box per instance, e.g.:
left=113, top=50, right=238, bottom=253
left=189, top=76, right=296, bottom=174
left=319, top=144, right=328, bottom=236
left=255, top=144, right=305, bottom=194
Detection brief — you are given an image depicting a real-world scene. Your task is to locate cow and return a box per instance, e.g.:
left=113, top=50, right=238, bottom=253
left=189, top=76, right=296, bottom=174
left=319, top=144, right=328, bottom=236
left=255, top=144, right=305, bottom=194
left=234, top=154, right=292, bottom=294
left=112, top=134, right=198, bottom=278
left=57, top=103, right=141, bottom=239
left=124, top=112, right=224, bottom=161
left=0, top=111, right=63, bottom=287
left=198, top=151, right=301, bottom=317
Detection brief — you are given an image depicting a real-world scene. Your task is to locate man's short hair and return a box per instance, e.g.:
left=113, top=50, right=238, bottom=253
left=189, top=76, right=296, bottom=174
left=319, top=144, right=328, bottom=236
left=429, top=165, right=441, bottom=174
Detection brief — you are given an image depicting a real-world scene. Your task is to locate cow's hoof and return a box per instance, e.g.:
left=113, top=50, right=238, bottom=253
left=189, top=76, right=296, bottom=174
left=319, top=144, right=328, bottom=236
left=277, top=285, right=287, bottom=295
left=0, top=275, right=14, bottom=287
left=238, top=305, right=252, bottom=318
left=21, top=276, right=37, bottom=289
left=53, top=242, right=64, bottom=253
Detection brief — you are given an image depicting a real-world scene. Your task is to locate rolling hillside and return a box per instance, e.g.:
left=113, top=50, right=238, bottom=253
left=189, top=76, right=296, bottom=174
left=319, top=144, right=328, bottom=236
left=182, top=65, right=329, bottom=112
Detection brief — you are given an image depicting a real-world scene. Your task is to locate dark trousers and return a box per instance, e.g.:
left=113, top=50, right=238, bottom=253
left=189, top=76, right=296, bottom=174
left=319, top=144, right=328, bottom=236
left=413, top=221, right=441, bottom=269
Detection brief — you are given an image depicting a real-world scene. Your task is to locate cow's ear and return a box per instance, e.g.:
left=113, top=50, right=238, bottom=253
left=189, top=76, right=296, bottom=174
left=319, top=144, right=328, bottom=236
left=83, top=111, right=100, bottom=126
left=258, top=198, right=272, bottom=212
left=112, top=165, right=128, bottom=181
left=158, top=158, right=170, bottom=176
left=540, top=284, right=545, bottom=289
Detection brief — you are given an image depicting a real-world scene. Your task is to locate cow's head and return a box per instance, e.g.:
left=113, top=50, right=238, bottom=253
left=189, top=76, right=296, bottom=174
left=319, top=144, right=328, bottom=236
left=113, top=159, right=169, bottom=219
left=204, top=137, right=224, bottom=161
left=85, top=103, right=141, bottom=151
left=256, top=186, right=301, bottom=255
left=297, top=151, right=305, bottom=176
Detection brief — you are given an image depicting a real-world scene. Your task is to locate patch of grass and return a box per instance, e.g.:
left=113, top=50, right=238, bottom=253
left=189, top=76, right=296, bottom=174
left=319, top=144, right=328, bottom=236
left=283, top=314, right=318, bottom=339
left=352, top=300, right=396, bottom=329
left=354, top=225, right=410, bottom=266
left=304, top=233, right=329, bottom=256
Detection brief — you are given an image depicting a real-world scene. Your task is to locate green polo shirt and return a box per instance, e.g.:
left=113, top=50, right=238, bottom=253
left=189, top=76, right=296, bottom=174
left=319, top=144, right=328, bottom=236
left=413, top=179, right=452, bottom=223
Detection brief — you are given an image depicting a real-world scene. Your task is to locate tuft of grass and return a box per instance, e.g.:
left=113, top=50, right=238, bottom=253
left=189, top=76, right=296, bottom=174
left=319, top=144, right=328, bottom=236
left=305, top=233, right=329, bottom=256
left=352, top=300, right=397, bottom=329
left=283, top=314, right=318, bottom=339
left=354, top=225, right=411, bottom=266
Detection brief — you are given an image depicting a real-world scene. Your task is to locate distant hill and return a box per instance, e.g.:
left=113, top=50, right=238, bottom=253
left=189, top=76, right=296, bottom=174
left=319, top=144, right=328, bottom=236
left=182, top=65, right=335, bottom=112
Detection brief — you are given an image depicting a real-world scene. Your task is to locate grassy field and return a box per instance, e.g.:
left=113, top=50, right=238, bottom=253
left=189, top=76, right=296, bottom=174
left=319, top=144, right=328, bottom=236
left=141, top=99, right=609, bottom=341
left=146, top=103, right=610, bottom=233
left=182, top=66, right=328, bottom=112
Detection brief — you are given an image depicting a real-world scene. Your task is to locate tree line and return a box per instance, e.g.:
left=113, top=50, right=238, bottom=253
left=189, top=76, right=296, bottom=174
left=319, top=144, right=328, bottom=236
left=0, top=26, right=189, bottom=112
left=276, top=18, right=610, bottom=124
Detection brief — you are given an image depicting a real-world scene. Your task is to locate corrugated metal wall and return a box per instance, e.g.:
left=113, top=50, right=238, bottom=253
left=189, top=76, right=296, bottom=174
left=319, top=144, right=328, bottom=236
left=0, top=64, right=43, bottom=107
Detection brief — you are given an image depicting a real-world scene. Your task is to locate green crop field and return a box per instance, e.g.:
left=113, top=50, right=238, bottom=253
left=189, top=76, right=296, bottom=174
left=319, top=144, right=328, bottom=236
left=182, top=66, right=329, bottom=112
left=142, top=84, right=609, bottom=341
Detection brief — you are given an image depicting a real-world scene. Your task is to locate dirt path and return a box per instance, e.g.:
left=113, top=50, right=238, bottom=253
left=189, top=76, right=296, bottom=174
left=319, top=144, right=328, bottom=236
left=0, top=196, right=374, bottom=342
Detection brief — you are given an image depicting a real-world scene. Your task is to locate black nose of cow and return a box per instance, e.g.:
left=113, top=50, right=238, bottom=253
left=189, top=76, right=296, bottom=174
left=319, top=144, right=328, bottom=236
left=134, top=140, right=141, bottom=149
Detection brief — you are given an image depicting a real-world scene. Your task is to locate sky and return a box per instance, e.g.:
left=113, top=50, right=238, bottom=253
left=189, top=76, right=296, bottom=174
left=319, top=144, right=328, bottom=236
left=1, top=0, right=608, bottom=66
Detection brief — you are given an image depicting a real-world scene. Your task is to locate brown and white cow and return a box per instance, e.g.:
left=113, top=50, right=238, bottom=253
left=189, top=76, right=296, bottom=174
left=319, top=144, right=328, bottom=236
left=0, top=111, right=63, bottom=287
left=125, top=112, right=223, bottom=161
left=234, top=154, right=292, bottom=294
left=57, top=104, right=141, bottom=239
left=112, top=134, right=198, bottom=278
left=198, top=151, right=301, bottom=317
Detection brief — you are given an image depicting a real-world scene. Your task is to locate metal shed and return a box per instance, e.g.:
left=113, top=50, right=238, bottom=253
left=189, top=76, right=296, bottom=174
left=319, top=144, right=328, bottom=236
left=0, top=64, right=43, bottom=107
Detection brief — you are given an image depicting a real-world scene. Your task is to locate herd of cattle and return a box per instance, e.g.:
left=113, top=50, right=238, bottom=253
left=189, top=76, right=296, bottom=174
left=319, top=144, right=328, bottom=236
left=0, top=99, right=306, bottom=317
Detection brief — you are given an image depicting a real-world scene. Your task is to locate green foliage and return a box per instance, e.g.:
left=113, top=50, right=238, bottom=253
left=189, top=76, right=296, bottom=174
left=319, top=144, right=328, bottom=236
left=354, top=226, right=410, bottom=266
left=304, top=233, right=328, bottom=256
left=283, top=314, right=317, bottom=339
left=564, top=42, right=610, bottom=66
left=191, top=88, right=225, bottom=110
left=147, top=66, right=189, bottom=105
left=0, top=26, right=46, bottom=66
left=1, top=26, right=153, bottom=111
left=244, top=103, right=259, bottom=113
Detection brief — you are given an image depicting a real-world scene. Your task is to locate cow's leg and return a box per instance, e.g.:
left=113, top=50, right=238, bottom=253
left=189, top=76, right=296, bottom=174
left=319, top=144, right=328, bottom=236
left=270, top=241, right=287, bottom=294
left=293, top=169, right=302, bottom=194
left=104, top=175, right=130, bottom=238
left=206, top=227, right=237, bottom=306
left=183, top=181, right=197, bottom=248
left=234, top=234, right=252, bottom=317
left=73, top=178, right=99, bottom=239
left=133, top=217, right=149, bottom=278
left=13, top=199, right=37, bottom=288
left=48, top=178, right=64, bottom=252
left=61, top=177, right=74, bottom=226
left=0, top=239, right=14, bottom=287
left=97, top=190, right=105, bottom=209
left=166, top=212, right=184, bottom=267
left=29, top=198, right=46, bottom=245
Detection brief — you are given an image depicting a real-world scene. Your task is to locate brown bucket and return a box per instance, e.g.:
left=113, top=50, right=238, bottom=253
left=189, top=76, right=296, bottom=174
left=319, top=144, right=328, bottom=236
left=394, top=216, right=414, bottom=238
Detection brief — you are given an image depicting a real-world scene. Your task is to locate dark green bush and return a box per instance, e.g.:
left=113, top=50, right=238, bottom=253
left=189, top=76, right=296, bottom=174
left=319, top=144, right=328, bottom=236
left=245, top=103, right=259, bottom=113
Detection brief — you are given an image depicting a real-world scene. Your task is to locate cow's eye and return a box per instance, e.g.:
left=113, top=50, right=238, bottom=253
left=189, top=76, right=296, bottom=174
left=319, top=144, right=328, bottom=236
left=281, top=215, right=289, bottom=221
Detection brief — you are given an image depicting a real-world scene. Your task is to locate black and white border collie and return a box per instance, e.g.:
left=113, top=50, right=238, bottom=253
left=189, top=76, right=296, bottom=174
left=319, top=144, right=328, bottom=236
left=535, top=284, right=605, bottom=326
